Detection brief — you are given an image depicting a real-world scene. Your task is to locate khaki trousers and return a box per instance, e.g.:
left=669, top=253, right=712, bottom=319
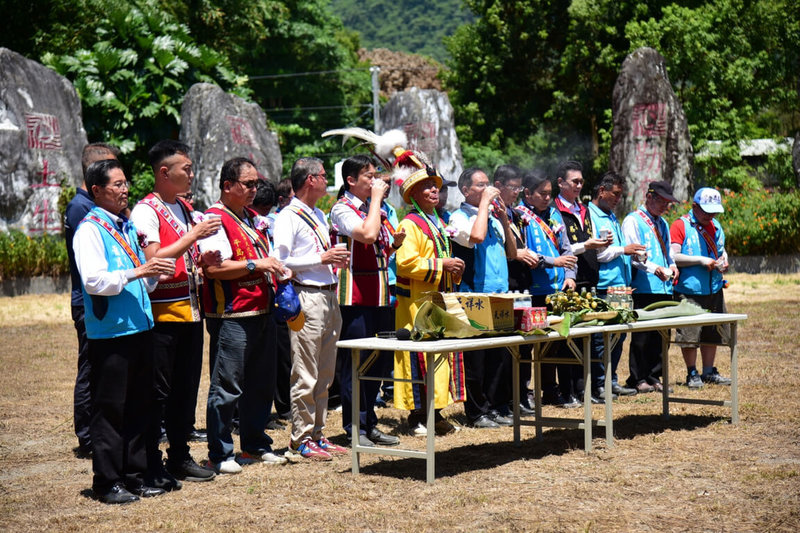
left=289, top=286, right=342, bottom=443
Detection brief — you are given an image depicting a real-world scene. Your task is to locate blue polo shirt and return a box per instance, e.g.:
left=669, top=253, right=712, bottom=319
left=450, top=202, right=509, bottom=293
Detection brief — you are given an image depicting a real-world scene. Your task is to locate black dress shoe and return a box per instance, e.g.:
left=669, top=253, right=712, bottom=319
left=265, top=419, right=286, bottom=431
left=188, top=429, right=207, bottom=442
left=560, top=395, right=581, bottom=408
left=147, top=468, right=182, bottom=491
left=517, top=403, right=535, bottom=417
left=489, top=411, right=513, bottom=426
left=611, top=383, right=637, bottom=396
left=166, top=458, right=216, bottom=482
left=128, top=485, right=166, bottom=498
left=74, top=445, right=93, bottom=459
left=469, top=414, right=500, bottom=429
left=97, top=483, right=139, bottom=505
left=368, top=428, right=400, bottom=446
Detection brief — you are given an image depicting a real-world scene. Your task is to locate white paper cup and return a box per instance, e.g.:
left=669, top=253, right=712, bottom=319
left=334, top=243, right=347, bottom=249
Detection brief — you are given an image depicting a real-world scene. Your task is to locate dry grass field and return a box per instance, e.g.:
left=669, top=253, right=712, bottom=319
left=1, top=273, right=799, bottom=532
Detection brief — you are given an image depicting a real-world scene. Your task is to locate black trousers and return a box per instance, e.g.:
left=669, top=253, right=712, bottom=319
left=463, top=347, right=511, bottom=421
left=71, top=305, right=92, bottom=449
left=271, top=316, right=292, bottom=418
left=627, top=293, right=667, bottom=387
left=89, top=330, right=153, bottom=494
left=146, top=321, right=203, bottom=468
left=337, top=305, right=394, bottom=434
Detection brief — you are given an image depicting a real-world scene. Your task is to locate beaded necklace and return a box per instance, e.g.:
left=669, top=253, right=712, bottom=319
left=411, top=198, right=451, bottom=258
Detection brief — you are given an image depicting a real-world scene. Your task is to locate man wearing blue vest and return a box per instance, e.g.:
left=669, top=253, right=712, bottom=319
left=450, top=168, right=518, bottom=427
left=588, top=172, right=645, bottom=398
left=670, top=187, right=731, bottom=388
left=64, top=143, right=119, bottom=459
left=74, top=159, right=176, bottom=504
left=621, top=180, right=679, bottom=393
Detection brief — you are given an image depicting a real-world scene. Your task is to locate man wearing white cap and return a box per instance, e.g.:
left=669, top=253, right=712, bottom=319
left=669, top=187, right=731, bottom=388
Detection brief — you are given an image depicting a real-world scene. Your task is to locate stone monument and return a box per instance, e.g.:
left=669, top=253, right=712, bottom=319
left=380, top=87, right=464, bottom=210
left=610, top=47, right=693, bottom=213
left=0, top=48, right=86, bottom=234
left=179, top=83, right=282, bottom=210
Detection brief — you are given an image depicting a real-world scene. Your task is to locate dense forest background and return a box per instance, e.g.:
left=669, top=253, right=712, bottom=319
left=331, top=0, right=472, bottom=62
left=3, top=0, right=799, bottom=192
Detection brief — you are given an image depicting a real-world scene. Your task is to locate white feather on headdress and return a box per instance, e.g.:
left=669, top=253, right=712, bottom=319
left=321, top=127, right=408, bottom=169
left=374, top=129, right=407, bottom=161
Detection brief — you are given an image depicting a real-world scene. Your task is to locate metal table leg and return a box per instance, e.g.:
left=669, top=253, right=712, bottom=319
left=351, top=348, right=361, bottom=474
left=425, top=351, right=437, bottom=484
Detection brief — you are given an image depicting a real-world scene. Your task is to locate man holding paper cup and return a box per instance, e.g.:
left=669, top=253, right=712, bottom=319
left=130, top=140, right=223, bottom=486
left=272, top=157, right=351, bottom=461
left=74, top=159, right=176, bottom=504
left=198, top=157, right=291, bottom=473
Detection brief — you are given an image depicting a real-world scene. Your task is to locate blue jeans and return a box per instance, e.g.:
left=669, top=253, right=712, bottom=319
left=206, top=315, right=275, bottom=463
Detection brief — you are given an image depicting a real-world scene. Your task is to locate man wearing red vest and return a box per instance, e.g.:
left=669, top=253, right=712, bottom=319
left=198, top=157, right=290, bottom=473
left=330, top=155, right=405, bottom=447
left=130, top=140, right=222, bottom=485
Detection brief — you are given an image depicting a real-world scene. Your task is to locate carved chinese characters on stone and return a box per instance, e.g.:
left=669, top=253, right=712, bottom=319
left=380, top=88, right=464, bottom=210
left=403, top=121, right=437, bottom=156
left=1, top=48, right=86, bottom=234
left=610, top=48, right=693, bottom=213
left=180, top=84, right=282, bottom=210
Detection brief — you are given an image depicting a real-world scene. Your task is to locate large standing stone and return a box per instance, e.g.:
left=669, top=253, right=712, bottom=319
left=179, top=83, right=282, bottom=210
left=0, top=48, right=86, bottom=234
left=610, top=47, right=693, bottom=213
left=380, top=88, right=464, bottom=210
left=793, top=133, right=800, bottom=186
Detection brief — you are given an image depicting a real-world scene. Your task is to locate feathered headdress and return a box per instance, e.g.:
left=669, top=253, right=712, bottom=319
left=321, top=127, right=442, bottom=204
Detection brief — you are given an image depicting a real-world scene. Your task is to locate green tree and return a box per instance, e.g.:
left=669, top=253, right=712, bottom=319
left=330, top=0, right=474, bottom=62
left=42, top=1, right=248, bottom=156
left=444, top=0, right=799, bottom=187
left=165, top=0, right=373, bottom=174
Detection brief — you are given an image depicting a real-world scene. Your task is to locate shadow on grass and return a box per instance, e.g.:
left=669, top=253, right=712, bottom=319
left=346, top=413, right=723, bottom=482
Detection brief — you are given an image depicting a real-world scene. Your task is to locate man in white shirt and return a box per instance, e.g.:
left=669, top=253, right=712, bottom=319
left=272, top=157, right=351, bottom=461
left=74, top=159, right=175, bottom=504
left=130, top=140, right=221, bottom=485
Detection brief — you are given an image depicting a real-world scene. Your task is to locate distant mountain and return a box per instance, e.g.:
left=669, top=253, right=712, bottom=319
left=331, top=0, right=474, bottom=63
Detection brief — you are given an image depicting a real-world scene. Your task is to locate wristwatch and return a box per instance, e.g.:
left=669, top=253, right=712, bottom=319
left=245, top=260, right=256, bottom=273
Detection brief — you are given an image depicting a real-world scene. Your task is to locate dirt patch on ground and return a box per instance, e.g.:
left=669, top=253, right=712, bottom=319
left=0, top=273, right=798, bottom=531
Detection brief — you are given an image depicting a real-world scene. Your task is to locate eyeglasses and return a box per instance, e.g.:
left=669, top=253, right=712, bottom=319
left=504, top=185, right=523, bottom=193
left=309, top=172, right=327, bottom=181
left=237, top=179, right=259, bottom=189
left=106, top=181, right=129, bottom=190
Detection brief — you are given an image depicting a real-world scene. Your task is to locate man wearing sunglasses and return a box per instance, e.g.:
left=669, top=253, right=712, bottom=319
left=199, top=157, right=290, bottom=473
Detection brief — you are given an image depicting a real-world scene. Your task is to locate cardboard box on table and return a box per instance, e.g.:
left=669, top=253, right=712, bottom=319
left=423, top=292, right=516, bottom=332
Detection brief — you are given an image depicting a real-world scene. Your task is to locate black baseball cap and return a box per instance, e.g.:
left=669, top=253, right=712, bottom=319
left=647, top=180, right=678, bottom=202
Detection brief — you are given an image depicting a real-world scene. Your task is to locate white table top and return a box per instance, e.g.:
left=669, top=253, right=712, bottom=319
left=335, top=313, right=748, bottom=352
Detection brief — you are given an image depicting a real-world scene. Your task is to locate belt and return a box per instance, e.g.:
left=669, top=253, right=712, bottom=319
left=293, top=281, right=338, bottom=292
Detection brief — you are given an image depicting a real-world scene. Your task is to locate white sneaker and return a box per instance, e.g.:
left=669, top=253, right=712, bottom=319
left=237, top=450, right=288, bottom=465
left=205, top=458, right=242, bottom=474
left=411, top=422, right=427, bottom=437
